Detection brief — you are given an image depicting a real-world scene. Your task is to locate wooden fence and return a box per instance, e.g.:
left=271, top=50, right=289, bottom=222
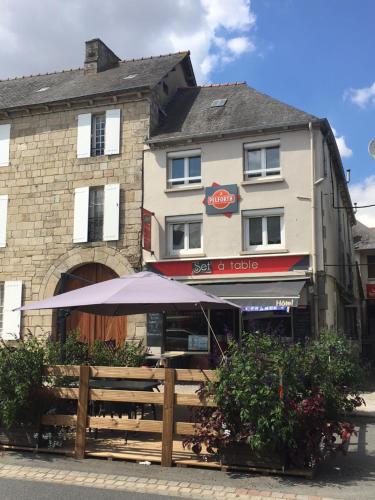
left=41, top=365, right=218, bottom=467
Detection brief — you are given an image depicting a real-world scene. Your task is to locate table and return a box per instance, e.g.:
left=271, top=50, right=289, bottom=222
left=89, top=380, right=160, bottom=391
left=146, top=352, right=191, bottom=368
left=89, top=379, right=160, bottom=431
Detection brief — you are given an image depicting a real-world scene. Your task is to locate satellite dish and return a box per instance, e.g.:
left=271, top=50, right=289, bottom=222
left=369, top=138, right=375, bottom=159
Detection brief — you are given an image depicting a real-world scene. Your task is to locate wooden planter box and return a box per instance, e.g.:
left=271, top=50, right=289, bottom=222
left=219, top=443, right=286, bottom=470
left=0, top=425, right=40, bottom=448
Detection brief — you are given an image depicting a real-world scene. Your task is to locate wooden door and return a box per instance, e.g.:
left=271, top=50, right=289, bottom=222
left=65, top=263, right=127, bottom=345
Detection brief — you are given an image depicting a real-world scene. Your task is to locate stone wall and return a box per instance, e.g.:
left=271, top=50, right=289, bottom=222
left=0, top=97, right=150, bottom=342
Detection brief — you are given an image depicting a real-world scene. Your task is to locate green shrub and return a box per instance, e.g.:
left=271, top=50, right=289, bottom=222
left=184, top=331, right=365, bottom=468
left=0, top=337, right=45, bottom=428
left=46, top=330, right=89, bottom=365
left=46, top=330, right=148, bottom=367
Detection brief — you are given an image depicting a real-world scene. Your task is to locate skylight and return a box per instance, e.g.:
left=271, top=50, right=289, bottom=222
left=35, top=87, right=50, bottom=92
left=123, top=74, right=138, bottom=80
left=210, top=98, right=227, bottom=108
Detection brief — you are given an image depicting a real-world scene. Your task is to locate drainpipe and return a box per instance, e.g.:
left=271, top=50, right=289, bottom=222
left=309, top=122, right=319, bottom=337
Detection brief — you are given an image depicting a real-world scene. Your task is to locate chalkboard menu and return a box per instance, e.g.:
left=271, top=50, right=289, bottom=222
left=147, top=313, right=163, bottom=347
left=293, top=307, right=311, bottom=343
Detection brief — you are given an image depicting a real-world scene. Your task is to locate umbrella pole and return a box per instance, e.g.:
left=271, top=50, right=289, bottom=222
left=199, top=305, right=226, bottom=362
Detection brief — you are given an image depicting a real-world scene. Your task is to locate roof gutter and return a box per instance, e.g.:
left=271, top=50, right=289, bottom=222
left=147, top=119, right=321, bottom=147
left=0, top=85, right=152, bottom=117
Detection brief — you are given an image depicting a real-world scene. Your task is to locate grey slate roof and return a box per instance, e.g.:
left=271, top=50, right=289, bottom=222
left=149, top=83, right=319, bottom=143
left=0, top=52, right=190, bottom=111
left=353, top=221, right=375, bottom=250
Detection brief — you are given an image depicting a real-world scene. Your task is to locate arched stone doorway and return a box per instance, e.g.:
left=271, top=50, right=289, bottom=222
left=59, top=263, right=127, bottom=345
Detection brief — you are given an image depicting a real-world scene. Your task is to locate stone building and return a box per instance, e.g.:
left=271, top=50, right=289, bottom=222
left=143, top=83, right=359, bottom=359
left=0, top=38, right=195, bottom=343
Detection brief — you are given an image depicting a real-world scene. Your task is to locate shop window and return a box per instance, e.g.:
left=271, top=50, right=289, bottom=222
left=165, top=310, right=209, bottom=352
left=242, top=309, right=292, bottom=339
left=167, top=215, right=202, bottom=256
left=244, top=141, right=280, bottom=179
left=243, top=209, right=284, bottom=251
left=368, top=255, right=375, bottom=279
left=167, top=150, right=201, bottom=188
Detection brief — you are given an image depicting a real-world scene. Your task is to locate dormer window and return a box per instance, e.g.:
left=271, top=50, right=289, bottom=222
left=210, top=98, right=227, bottom=107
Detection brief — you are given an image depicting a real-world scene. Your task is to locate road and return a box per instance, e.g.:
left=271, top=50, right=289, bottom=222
left=0, top=478, right=179, bottom=500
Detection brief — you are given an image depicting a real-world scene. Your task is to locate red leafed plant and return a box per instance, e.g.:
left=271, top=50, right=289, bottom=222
left=183, top=331, right=366, bottom=469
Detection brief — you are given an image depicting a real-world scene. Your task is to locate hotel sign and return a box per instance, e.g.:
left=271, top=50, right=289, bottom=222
left=205, top=184, right=239, bottom=215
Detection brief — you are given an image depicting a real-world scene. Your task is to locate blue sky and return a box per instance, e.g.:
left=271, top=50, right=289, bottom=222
left=1, top=0, right=374, bottom=222
left=209, top=0, right=375, bottom=224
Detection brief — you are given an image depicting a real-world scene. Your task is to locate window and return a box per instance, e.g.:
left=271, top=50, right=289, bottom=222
left=88, top=186, right=104, bottom=242
left=0, top=283, right=4, bottom=338
left=77, top=109, right=121, bottom=159
left=91, top=114, right=106, bottom=156
left=165, top=310, right=209, bottom=352
left=244, top=141, right=280, bottom=179
left=0, top=281, right=22, bottom=340
left=73, top=184, right=120, bottom=243
left=210, top=98, right=227, bottom=107
left=368, top=255, right=375, bottom=279
left=167, top=215, right=202, bottom=256
left=0, top=124, right=11, bottom=167
left=243, top=209, right=284, bottom=251
left=0, top=195, right=8, bottom=248
left=167, top=150, right=201, bottom=188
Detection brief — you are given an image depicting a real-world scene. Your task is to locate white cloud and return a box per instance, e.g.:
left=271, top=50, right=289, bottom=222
left=227, top=37, right=254, bottom=55
left=331, top=127, right=353, bottom=158
left=344, top=81, right=375, bottom=108
left=350, top=176, right=375, bottom=227
left=0, top=0, right=256, bottom=82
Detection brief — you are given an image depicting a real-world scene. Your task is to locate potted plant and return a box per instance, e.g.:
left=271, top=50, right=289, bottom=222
left=183, top=331, right=365, bottom=471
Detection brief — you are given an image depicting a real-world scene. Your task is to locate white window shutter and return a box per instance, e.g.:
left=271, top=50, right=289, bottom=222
left=103, top=183, right=120, bottom=241
left=2, top=281, right=22, bottom=340
left=104, top=109, right=121, bottom=155
left=77, top=113, right=91, bottom=158
left=73, top=187, right=89, bottom=243
left=0, top=124, right=11, bottom=167
left=0, top=195, right=8, bottom=248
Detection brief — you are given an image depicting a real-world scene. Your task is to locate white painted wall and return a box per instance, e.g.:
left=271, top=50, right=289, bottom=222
left=144, top=130, right=315, bottom=265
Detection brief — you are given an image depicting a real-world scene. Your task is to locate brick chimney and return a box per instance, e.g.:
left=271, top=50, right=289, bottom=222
left=84, top=38, right=121, bottom=74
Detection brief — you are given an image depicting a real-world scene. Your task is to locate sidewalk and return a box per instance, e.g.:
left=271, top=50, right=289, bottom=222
left=0, top=460, right=333, bottom=500
left=1, top=415, right=374, bottom=500
left=355, top=391, right=375, bottom=417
